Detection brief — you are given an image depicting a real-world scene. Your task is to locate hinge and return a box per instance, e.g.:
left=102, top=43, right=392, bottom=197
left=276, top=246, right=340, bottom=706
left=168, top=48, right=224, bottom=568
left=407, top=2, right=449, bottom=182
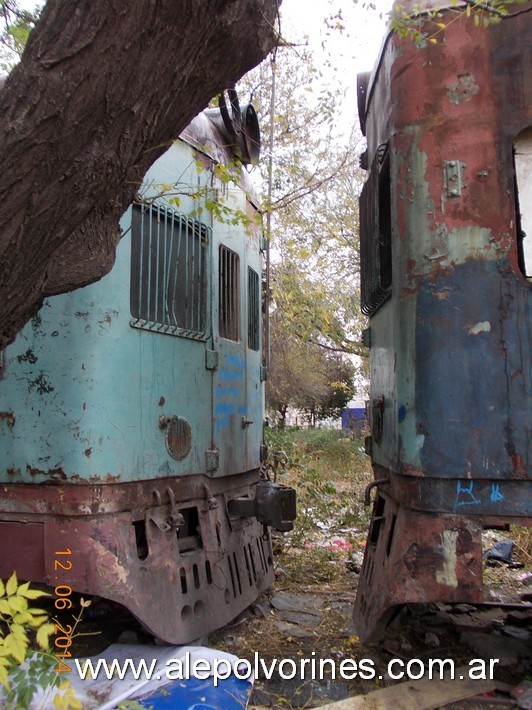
left=205, top=449, right=219, bottom=471
left=443, top=160, right=465, bottom=197
left=205, top=349, right=219, bottom=370
left=260, top=365, right=268, bottom=382
left=362, top=327, right=371, bottom=348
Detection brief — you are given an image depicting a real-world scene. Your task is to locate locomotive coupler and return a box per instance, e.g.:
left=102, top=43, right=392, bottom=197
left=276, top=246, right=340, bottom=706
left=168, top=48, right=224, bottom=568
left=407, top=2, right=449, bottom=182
left=228, top=480, right=296, bottom=532
left=148, top=486, right=185, bottom=533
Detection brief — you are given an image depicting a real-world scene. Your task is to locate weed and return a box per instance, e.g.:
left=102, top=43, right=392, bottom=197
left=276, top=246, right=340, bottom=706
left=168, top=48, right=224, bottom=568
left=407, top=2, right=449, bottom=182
left=265, top=426, right=372, bottom=546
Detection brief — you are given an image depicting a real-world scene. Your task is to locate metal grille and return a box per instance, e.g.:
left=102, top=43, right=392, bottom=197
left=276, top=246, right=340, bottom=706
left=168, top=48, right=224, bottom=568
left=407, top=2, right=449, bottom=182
left=130, top=203, right=208, bottom=339
left=247, top=267, right=260, bottom=351
left=360, top=143, right=392, bottom=316
left=219, top=245, right=240, bottom=341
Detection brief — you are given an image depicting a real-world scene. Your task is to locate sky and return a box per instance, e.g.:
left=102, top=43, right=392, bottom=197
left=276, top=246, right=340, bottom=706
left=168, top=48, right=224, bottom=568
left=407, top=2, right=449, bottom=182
left=279, top=0, right=393, bottom=69
left=272, top=0, right=395, bottom=405
left=276, top=0, right=394, bottom=134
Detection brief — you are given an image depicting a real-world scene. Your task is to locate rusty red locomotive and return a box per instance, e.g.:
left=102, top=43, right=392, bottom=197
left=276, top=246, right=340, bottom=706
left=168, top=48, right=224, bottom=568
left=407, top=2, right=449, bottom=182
left=354, top=0, right=532, bottom=640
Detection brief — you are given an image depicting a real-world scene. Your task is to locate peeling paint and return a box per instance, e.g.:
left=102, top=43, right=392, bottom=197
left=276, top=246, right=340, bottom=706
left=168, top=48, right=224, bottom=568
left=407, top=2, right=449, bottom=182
left=466, top=321, right=491, bottom=335
left=447, top=73, right=479, bottom=105
left=16, top=349, right=37, bottom=365
left=26, top=465, right=67, bottom=482
left=435, top=530, right=459, bottom=587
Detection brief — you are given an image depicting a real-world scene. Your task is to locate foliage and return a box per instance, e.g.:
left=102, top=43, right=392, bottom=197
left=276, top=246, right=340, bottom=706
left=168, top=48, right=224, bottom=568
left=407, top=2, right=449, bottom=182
left=389, top=0, right=532, bottom=46
left=236, top=42, right=368, bottom=422
left=237, top=42, right=368, bottom=358
left=0, top=572, right=54, bottom=686
left=0, top=0, right=40, bottom=71
left=265, top=427, right=372, bottom=545
left=0, top=572, right=81, bottom=710
left=136, top=156, right=260, bottom=234
left=266, top=305, right=356, bottom=427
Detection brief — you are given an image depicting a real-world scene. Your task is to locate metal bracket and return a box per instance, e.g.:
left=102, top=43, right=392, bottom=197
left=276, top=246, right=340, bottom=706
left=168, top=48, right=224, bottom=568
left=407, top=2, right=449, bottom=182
left=205, top=350, right=219, bottom=370
left=149, top=486, right=185, bottom=533
left=443, top=160, right=465, bottom=197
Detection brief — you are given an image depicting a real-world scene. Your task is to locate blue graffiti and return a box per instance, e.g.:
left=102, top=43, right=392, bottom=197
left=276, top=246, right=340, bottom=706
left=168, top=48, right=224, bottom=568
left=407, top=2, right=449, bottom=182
left=490, top=484, right=504, bottom=503
left=454, top=480, right=481, bottom=512
left=216, top=386, right=239, bottom=398
left=217, top=369, right=244, bottom=382
left=225, top=354, right=245, bottom=368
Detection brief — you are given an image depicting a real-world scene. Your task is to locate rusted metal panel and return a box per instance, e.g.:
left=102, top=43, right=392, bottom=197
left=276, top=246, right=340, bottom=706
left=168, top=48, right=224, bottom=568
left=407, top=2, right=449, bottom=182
left=0, top=470, right=262, bottom=516
left=0, top=522, right=45, bottom=581
left=360, top=2, right=531, bottom=502
left=0, top=474, right=275, bottom=644
left=354, top=492, right=483, bottom=643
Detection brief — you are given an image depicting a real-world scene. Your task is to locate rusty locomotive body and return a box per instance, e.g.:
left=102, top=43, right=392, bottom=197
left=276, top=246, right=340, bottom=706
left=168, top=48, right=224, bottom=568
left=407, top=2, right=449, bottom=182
left=0, top=95, right=295, bottom=643
left=354, top=1, right=532, bottom=640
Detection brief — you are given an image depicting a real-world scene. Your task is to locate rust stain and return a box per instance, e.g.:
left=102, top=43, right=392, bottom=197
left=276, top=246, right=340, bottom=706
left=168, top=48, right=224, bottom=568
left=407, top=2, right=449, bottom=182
left=26, top=465, right=67, bottom=482
left=84, top=448, right=92, bottom=458
left=511, top=453, right=527, bottom=479
left=87, top=473, right=121, bottom=484
left=0, top=411, right=15, bottom=429
left=159, top=396, right=165, bottom=406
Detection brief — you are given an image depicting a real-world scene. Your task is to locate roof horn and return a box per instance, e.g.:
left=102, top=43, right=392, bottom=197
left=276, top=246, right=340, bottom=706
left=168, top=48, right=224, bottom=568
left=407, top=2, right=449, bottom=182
left=205, top=88, right=260, bottom=165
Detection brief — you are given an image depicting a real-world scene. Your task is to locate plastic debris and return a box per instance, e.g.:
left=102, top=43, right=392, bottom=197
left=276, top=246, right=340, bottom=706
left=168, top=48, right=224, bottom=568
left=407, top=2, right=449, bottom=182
left=1, top=645, right=253, bottom=709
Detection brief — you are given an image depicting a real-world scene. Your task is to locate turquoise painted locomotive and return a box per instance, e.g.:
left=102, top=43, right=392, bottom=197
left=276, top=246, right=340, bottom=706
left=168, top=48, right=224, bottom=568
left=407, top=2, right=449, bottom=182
left=0, top=93, right=295, bottom=643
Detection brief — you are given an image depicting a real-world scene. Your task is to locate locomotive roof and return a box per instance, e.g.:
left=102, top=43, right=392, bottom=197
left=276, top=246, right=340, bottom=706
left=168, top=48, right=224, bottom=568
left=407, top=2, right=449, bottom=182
left=179, top=109, right=261, bottom=209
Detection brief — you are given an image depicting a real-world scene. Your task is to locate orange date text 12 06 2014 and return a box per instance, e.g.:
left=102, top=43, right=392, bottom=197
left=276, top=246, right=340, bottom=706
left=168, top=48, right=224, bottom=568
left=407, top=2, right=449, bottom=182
left=53, top=549, right=73, bottom=674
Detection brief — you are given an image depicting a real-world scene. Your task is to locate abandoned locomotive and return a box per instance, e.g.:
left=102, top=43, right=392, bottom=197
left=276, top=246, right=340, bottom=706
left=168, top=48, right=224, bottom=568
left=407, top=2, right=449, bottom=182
left=0, top=93, right=295, bottom=643
left=355, top=0, right=531, bottom=641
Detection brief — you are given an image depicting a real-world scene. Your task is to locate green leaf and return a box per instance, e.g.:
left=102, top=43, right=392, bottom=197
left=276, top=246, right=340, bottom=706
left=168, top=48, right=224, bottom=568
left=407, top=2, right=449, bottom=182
left=36, top=622, right=55, bottom=649
left=17, top=582, right=49, bottom=600
left=5, top=572, right=17, bottom=597
left=8, top=595, right=28, bottom=613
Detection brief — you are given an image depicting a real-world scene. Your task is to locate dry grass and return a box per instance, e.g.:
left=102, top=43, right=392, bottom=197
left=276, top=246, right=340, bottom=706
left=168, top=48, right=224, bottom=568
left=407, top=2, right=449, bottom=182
left=511, top=525, right=532, bottom=566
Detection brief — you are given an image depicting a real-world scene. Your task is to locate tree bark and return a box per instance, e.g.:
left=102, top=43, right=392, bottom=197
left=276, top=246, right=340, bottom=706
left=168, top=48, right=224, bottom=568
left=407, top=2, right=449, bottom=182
left=0, top=0, right=280, bottom=348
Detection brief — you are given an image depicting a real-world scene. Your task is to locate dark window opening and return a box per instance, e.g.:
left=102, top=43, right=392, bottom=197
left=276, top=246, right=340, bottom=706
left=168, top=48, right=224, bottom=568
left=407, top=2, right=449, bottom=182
left=248, top=267, right=260, bottom=350
left=369, top=494, right=386, bottom=547
left=180, top=567, right=187, bottom=594
left=205, top=560, right=213, bottom=585
left=219, top=245, right=240, bottom=341
left=133, top=519, right=149, bottom=560
left=176, top=506, right=202, bottom=553
left=360, top=143, right=393, bottom=315
left=386, top=513, right=397, bottom=557
left=514, top=128, right=532, bottom=279
left=130, top=203, right=209, bottom=338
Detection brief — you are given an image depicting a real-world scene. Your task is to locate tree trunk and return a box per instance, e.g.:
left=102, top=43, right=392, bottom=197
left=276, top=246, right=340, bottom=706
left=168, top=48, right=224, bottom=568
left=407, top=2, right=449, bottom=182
left=0, top=0, right=280, bottom=348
